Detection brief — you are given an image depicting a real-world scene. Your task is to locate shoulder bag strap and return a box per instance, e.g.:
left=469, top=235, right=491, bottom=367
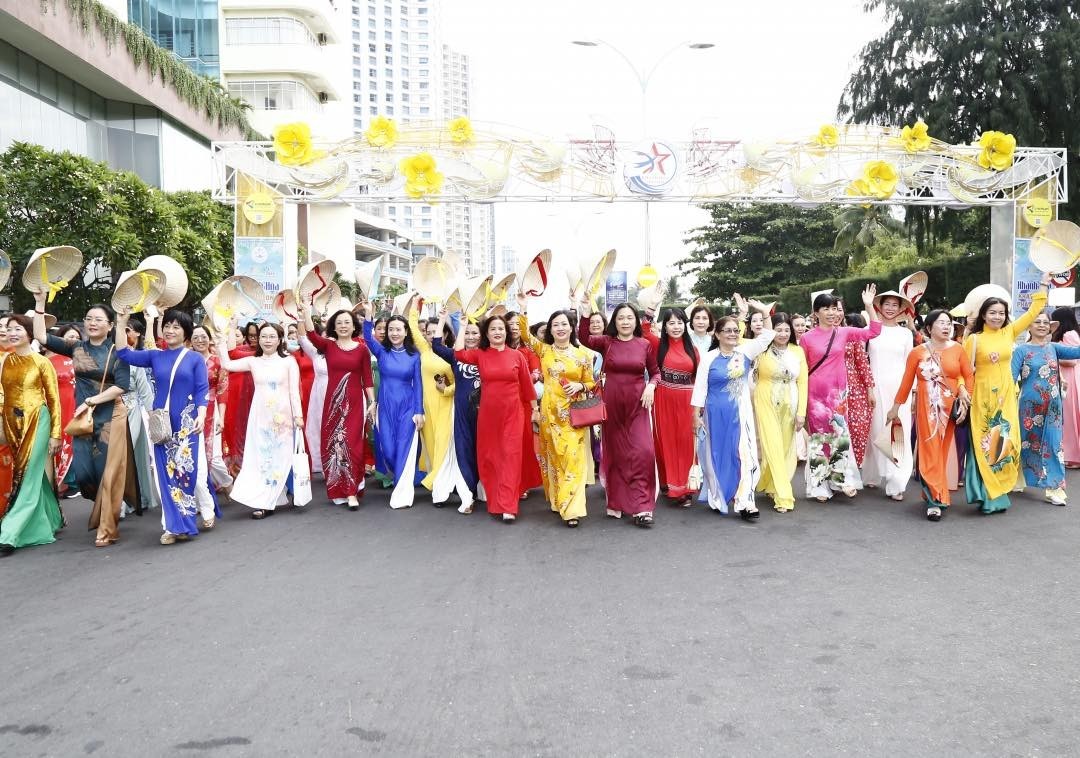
left=98, top=344, right=115, bottom=395
left=162, top=348, right=189, bottom=415
left=807, top=329, right=838, bottom=377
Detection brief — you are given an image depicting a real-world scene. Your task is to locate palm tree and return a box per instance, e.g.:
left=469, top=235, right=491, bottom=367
left=833, top=206, right=906, bottom=272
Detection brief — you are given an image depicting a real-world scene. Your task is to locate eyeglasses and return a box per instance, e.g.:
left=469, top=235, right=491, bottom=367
left=84, top=318, right=109, bottom=325
left=718, top=328, right=741, bottom=334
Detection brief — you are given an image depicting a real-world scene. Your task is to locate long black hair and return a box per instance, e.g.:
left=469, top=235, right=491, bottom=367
left=604, top=303, right=643, bottom=338
left=1052, top=306, right=1079, bottom=342
left=543, top=310, right=580, bottom=347
left=381, top=315, right=417, bottom=354
left=657, top=307, right=698, bottom=373
left=971, top=297, right=1010, bottom=334
left=254, top=322, right=288, bottom=358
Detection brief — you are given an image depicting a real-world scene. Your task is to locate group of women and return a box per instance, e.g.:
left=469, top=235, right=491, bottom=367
left=0, top=268, right=1077, bottom=555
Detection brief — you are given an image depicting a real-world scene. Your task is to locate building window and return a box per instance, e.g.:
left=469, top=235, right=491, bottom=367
left=385, top=67, right=393, bottom=77
left=226, top=17, right=320, bottom=47
left=369, top=68, right=377, bottom=77
left=368, top=18, right=376, bottom=28
left=419, top=69, right=428, bottom=76
left=369, top=56, right=376, bottom=65
left=369, top=43, right=377, bottom=52
left=370, top=106, right=378, bottom=115
left=418, top=19, right=428, bottom=27
left=227, top=80, right=321, bottom=111
left=418, top=57, right=428, bottom=64
left=353, top=31, right=361, bottom=41
left=385, top=93, right=392, bottom=102
left=401, top=81, right=409, bottom=89
left=369, top=93, right=377, bottom=102
left=385, top=55, right=392, bottom=64
left=368, top=31, right=376, bottom=40
left=384, top=31, right=392, bottom=40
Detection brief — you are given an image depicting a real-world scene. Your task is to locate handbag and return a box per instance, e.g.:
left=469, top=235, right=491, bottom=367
left=65, top=345, right=114, bottom=438
left=687, top=449, right=703, bottom=492
left=569, top=390, right=606, bottom=429
left=148, top=348, right=189, bottom=445
left=292, top=433, right=312, bottom=506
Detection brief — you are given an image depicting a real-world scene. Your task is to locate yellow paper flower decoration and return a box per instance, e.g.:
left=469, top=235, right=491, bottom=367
left=447, top=116, right=474, bottom=144
left=365, top=115, right=399, bottom=149
left=976, top=130, right=1016, bottom=171
left=846, top=160, right=899, bottom=199
left=272, top=122, right=323, bottom=166
left=400, top=153, right=444, bottom=199
left=900, top=120, right=932, bottom=153
left=812, top=124, right=839, bottom=148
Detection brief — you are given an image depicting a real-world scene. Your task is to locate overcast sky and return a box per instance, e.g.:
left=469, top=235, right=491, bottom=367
left=441, top=0, right=885, bottom=296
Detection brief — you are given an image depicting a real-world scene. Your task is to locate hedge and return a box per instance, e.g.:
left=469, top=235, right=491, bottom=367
left=777, top=253, right=990, bottom=315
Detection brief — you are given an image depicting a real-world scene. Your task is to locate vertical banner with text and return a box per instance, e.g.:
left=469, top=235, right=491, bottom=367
left=234, top=237, right=284, bottom=321
left=605, top=271, right=628, bottom=315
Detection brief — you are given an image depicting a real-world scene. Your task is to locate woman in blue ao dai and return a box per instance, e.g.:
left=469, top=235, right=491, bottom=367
left=116, top=309, right=213, bottom=544
left=361, top=303, right=425, bottom=508
left=1011, top=309, right=1080, bottom=506
left=691, top=306, right=775, bottom=519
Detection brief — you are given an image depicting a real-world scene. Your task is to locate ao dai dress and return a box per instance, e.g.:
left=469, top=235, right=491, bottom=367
left=652, top=340, right=699, bottom=500
left=0, top=353, right=63, bottom=549
left=894, top=343, right=973, bottom=508
left=520, top=318, right=595, bottom=521
left=1011, top=340, right=1080, bottom=492
left=219, top=353, right=303, bottom=512
left=752, top=343, right=808, bottom=511
left=47, top=353, right=75, bottom=484
left=863, top=325, right=914, bottom=496
left=802, top=321, right=882, bottom=500
left=692, top=331, right=774, bottom=513
left=433, top=338, right=480, bottom=495
left=117, top=348, right=211, bottom=536
left=305, top=331, right=373, bottom=501
left=299, top=337, right=328, bottom=474
left=363, top=322, right=424, bottom=502
left=844, top=341, right=874, bottom=467
left=454, top=347, right=533, bottom=514
left=963, top=290, right=1045, bottom=512
left=579, top=324, right=660, bottom=516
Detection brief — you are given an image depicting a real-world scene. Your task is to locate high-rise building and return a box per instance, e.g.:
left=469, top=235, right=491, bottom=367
left=350, top=0, right=493, bottom=277
left=220, top=0, right=356, bottom=275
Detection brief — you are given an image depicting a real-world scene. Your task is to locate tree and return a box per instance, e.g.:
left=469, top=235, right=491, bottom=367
left=838, top=0, right=1080, bottom=229
left=833, top=205, right=907, bottom=271
left=662, top=277, right=680, bottom=303
left=0, top=143, right=235, bottom=319
left=680, top=204, right=849, bottom=300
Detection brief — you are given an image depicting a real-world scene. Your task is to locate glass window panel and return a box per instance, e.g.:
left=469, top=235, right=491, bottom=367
left=0, top=41, right=17, bottom=81
left=17, top=51, right=37, bottom=90
left=107, top=128, right=135, bottom=172
left=107, top=100, right=134, bottom=131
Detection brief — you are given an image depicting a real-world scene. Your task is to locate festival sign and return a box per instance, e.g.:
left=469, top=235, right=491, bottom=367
left=605, top=270, right=628, bottom=314
left=234, top=237, right=284, bottom=320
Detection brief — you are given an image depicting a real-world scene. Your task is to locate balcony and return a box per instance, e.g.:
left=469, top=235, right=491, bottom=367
left=221, top=46, right=341, bottom=101
left=355, top=234, right=413, bottom=259
left=221, top=2, right=341, bottom=41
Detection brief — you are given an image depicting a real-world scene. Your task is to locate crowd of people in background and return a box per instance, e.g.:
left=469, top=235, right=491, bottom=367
left=1, top=268, right=1077, bottom=556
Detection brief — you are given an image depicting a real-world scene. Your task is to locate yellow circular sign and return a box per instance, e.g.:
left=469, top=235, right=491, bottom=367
left=1023, top=198, right=1053, bottom=228
left=242, top=192, right=276, bottom=225
left=636, top=264, right=659, bottom=288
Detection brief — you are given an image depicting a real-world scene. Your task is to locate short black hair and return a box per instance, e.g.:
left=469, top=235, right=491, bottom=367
left=162, top=308, right=194, bottom=341
left=326, top=309, right=361, bottom=338
left=480, top=314, right=510, bottom=349
left=86, top=303, right=116, bottom=324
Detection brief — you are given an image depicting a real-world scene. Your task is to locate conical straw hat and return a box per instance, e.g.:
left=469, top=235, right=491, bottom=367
left=137, top=255, right=188, bottom=307
left=872, top=289, right=914, bottom=315
left=412, top=256, right=458, bottom=302
left=458, top=274, right=493, bottom=323
left=637, top=281, right=664, bottom=312
left=487, top=273, right=516, bottom=308
left=517, top=249, right=552, bottom=297
left=581, top=249, right=616, bottom=301
left=897, top=270, right=928, bottom=308
left=203, top=275, right=265, bottom=331
left=1030, top=220, right=1080, bottom=273
left=272, top=289, right=300, bottom=324
left=355, top=257, right=383, bottom=300
left=23, top=309, right=56, bottom=330
left=684, top=296, right=706, bottom=319
left=112, top=268, right=166, bottom=314
left=964, top=283, right=1011, bottom=317
left=314, top=281, right=342, bottom=319
left=297, top=259, right=337, bottom=306
left=391, top=292, right=412, bottom=316
left=22, top=245, right=83, bottom=302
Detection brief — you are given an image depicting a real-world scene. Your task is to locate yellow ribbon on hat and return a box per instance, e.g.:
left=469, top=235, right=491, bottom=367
left=1036, top=234, right=1080, bottom=269
left=132, top=271, right=158, bottom=313
left=467, top=282, right=491, bottom=324
left=39, top=253, right=68, bottom=303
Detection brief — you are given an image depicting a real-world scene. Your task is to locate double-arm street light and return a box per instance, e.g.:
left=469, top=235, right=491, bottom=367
left=571, top=40, right=714, bottom=267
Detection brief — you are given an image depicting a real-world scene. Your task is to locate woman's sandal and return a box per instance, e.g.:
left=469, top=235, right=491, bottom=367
left=94, top=536, right=116, bottom=548
left=632, top=514, right=654, bottom=528
left=251, top=510, right=270, bottom=520
left=566, top=518, right=579, bottom=528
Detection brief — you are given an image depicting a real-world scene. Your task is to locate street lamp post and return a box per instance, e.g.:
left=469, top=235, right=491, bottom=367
left=571, top=40, right=714, bottom=268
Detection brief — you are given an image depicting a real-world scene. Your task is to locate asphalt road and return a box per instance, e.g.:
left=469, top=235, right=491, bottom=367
left=2, top=473, right=1078, bottom=757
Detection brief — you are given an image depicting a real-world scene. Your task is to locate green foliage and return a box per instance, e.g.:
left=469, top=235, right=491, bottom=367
left=39, top=0, right=260, bottom=139
left=0, top=143, right=234, bottom=320
left=680, top=204, right=849, bottom=301
left=779, top=252, right=990, bottom=315
left=833, top=205, right=907, bottom=270
left=334, top=273, right=361, bottom=304
left=838, top=0, right=1080, bottom=230
left=662, top=278, right=680, bottom=303
left=851, top=231, right=981, bottom=278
